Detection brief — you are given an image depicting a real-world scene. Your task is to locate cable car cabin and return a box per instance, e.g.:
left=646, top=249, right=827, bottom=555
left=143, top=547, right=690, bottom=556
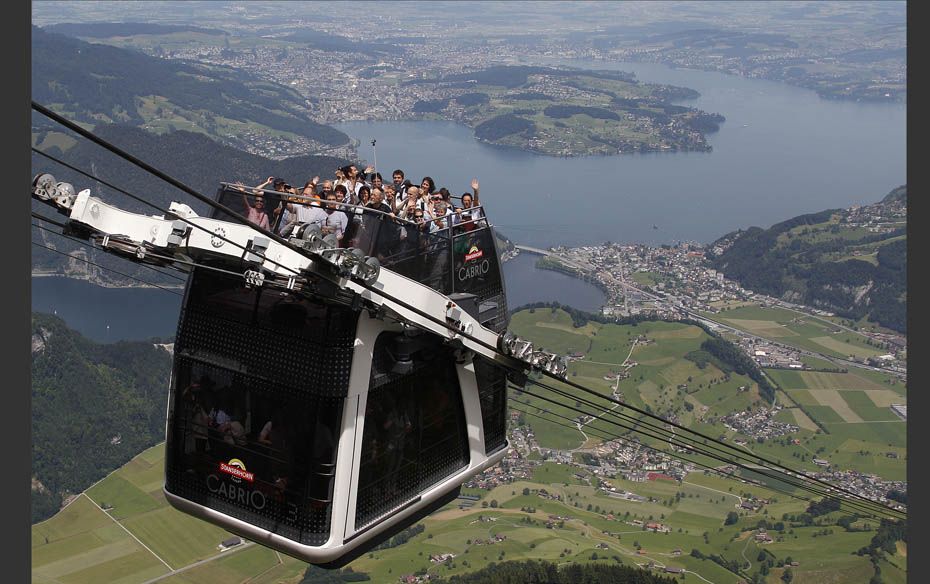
left=163, top=184, right=512, bottom=567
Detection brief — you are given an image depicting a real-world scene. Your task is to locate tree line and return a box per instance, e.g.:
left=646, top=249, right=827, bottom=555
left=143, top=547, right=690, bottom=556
left=33, top=27, right=349, bottom=145
left=708, top=191, right=906, bottom=332
left=445, top=559, right=680, bottom=584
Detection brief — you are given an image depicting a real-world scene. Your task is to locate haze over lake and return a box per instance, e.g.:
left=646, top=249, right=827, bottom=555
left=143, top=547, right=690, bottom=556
left=336, top=60, right=905, bottom=249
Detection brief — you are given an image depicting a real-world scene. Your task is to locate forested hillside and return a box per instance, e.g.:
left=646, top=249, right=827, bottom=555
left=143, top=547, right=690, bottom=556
left=31, top=313, right=172, bottom=523
left=31, top=124, right=350, bottom=283
left=32, top=26, right=349, bottom=147
left=709, top=186, right=906, bottom=332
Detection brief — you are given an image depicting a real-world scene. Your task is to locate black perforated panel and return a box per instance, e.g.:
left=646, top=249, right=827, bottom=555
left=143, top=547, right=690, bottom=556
left=174, top=269, right=358, bottom=398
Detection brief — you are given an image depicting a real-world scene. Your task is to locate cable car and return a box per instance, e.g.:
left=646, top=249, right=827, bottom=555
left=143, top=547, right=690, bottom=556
left=32, top=176, right=564, bottom=567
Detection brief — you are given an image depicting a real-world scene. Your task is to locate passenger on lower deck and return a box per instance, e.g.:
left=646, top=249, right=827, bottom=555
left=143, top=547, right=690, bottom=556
left=258, top=409, right=290, bottom=493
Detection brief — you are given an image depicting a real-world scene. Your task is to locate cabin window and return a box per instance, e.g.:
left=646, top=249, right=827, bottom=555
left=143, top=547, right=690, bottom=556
left=165, top=269, right=357, bottom=545
left=166, top=358, right=343, bottom=545
left=354, top=333, right=469, bottom=529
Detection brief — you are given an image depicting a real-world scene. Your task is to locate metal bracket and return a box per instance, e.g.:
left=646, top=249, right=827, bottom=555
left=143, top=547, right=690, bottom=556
left=166, top=220, right=190, bottom=247
left=245, top=236, right=269, bottom=264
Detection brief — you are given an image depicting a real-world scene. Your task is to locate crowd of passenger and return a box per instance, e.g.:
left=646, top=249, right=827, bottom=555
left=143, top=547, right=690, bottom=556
left=233, top=165, right=486, bottom=262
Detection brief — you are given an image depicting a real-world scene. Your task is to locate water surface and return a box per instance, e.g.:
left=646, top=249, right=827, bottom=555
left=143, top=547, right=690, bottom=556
left=335, top=60, right=905, bottom=248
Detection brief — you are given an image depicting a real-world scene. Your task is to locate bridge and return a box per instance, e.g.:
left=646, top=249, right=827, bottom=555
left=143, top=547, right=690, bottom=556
left=514, top=244, right=552, bottom=256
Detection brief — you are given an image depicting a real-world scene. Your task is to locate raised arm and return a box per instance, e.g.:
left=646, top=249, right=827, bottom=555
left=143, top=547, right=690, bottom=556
left=471, top=178, right=480, bottom=205
left=234, top=182, right=253, bottom=210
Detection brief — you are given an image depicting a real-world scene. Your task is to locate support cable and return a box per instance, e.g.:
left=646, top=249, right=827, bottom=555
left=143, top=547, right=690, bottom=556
left=513, top=386, right=896, bottom=520
left=517, top=376, right=891, bottom=517
left=31, top=147, right=304, bottom=279
left=32, top=103, right=313, bottom=276
left=509, top=402, right=817, bottom=508
left=350, top=276, right=905, bottom=518
left=31, top=241, right=183, bottom=297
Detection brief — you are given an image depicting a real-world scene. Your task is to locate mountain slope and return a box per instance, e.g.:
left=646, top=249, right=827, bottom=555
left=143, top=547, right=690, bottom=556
left=31, top=313, right=172, bottom=523
left=709, top=186, right=906, bottom=332
left=32, top=26, right=349, bottom=150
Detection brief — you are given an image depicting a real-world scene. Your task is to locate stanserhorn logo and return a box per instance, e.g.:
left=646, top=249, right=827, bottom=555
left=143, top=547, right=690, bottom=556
left=219, top=458, right=254, bottom=483
left=465, top=245, right=483, bottom=262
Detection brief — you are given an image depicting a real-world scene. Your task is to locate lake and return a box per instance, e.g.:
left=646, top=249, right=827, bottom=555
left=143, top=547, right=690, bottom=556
left=31, top=277, right=183, bottom=343
left=32, top=61, right=905, bottom=341
left=335, top=60, right=905, bottom=249
left=502, top=252, right=606, bottom=313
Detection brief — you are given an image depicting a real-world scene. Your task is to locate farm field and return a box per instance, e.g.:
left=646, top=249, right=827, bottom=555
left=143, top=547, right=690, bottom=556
left=706, top=305, right=885, bottom=360
left=510, top=307, right=908, bottom=480
left=765, top=368, right=906, bottom=479
left=31, top=444, right=259, bottom=584
left=32, top=427, right=905, bottom=584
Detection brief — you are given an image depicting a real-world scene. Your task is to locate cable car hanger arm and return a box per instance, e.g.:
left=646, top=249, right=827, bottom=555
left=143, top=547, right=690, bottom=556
left=30, top=174, right=564, bottom=378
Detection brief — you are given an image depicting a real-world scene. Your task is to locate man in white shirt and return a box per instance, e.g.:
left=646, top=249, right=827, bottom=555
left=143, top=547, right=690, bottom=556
left=297, top=202, right=328, bottom=225
left=322, top=192, right=349, bottom=244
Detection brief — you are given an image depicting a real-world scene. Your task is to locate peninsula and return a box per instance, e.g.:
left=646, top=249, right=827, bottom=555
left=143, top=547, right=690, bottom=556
left=404, top=65, right=725, bottom=156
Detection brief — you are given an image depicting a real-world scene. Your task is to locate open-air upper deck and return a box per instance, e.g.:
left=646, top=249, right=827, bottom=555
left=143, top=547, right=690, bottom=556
left=213, top=183, right=508, bottom=331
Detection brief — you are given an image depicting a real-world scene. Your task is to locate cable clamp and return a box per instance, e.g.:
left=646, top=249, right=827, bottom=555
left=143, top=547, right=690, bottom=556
left=244, top=270, right=265, bottom=288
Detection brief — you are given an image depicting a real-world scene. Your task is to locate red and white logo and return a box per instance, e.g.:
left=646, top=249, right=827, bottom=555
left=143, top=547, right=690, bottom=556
left=219, top=458, right=254, bottom=483
left=465, top=245, right=483, bottom=262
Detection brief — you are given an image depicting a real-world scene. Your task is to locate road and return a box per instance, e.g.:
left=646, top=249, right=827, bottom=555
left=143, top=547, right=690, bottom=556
left=139, top=541, right=257, bottom=584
